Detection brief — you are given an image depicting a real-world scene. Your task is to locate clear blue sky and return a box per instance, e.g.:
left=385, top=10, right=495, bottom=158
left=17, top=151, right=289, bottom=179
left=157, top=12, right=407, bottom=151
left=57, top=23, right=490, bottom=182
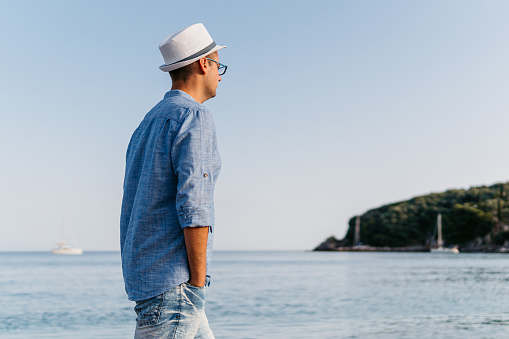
left=1, top=0, right=508, bottom=251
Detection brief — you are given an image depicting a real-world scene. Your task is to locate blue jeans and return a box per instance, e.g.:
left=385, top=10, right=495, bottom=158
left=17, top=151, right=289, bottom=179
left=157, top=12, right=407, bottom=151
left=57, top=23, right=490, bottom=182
left=134, top=282, right=214, bottom=339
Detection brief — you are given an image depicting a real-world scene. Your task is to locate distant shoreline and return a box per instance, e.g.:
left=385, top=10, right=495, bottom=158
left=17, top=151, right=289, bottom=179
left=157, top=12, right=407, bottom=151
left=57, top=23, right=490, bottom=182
left=315, top=245, right=429, bottom=252
left=313, top=245, right=509, bottom=253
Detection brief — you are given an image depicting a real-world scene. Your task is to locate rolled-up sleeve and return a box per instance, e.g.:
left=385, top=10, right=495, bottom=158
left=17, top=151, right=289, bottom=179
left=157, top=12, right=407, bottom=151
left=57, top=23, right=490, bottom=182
left=171, top=108, right=216, bottom=228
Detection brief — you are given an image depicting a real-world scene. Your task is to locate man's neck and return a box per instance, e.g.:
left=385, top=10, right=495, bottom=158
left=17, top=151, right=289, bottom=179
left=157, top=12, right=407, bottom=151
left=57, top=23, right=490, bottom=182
left=171, top=80, right=206, bottom=104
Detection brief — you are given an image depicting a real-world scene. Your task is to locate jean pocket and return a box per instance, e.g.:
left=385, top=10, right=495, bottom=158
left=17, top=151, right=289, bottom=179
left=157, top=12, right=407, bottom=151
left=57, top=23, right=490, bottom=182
left=134, top=294, right=164, bottom=327
left=182, top=282, right=206, bottom=309
left=183, top=282, right=206, bottom=290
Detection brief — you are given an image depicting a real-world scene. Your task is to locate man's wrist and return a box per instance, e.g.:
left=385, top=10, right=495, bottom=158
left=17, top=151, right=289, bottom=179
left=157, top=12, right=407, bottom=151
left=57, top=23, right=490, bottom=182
left=187, top=278, right=206, bottom=287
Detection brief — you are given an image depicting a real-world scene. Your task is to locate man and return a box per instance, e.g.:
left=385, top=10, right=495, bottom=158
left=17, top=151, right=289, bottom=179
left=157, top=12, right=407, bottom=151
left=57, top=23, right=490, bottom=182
left=120, top=23, right=226, bottom=338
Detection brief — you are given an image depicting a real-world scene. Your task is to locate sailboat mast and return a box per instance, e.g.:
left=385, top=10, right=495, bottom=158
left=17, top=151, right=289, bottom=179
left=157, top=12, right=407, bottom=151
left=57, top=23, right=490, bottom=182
left=63, top=215, right=68, bottom=244
left=354, top=216, right=361, bottom=246
left=437, top=213, right=443, bottom=247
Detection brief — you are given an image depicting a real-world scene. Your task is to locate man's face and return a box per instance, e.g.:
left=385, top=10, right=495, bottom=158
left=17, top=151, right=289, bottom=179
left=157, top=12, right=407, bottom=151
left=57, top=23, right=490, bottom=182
left=204, top=52, right=222, bottom=100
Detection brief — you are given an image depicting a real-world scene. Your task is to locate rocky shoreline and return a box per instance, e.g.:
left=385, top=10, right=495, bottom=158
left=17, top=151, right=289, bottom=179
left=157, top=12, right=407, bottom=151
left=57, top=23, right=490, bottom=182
left=319, top=245, right=430, bottom=252
left=313, top=236, right=509, bottom=253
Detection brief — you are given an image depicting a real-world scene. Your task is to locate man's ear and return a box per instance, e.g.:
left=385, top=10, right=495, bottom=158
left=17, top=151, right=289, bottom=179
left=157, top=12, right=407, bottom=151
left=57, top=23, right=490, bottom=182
left=197, top=57, right=208, bottom=74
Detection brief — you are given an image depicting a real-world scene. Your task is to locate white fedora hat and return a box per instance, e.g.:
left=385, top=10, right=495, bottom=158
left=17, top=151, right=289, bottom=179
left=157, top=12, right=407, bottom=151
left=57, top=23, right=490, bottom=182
left=159, top=23, right=226, bottom=72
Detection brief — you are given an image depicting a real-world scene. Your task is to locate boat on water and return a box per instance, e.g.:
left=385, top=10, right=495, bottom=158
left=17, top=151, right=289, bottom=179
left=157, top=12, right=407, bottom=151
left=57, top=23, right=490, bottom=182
left=51, top=216, right=83, bottom=255
left=430, top=213, right=459, bottom=254
left=52, top=241, right=83, bottom=255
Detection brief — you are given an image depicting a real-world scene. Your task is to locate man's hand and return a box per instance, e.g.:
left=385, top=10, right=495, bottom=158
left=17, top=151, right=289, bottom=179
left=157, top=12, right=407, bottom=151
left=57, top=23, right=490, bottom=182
left=183, top=226, right=209, bottom=287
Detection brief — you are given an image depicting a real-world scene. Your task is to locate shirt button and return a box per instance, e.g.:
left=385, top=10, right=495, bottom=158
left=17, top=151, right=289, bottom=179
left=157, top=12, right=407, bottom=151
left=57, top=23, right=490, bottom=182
left=204, top=173, right=208, bottom=178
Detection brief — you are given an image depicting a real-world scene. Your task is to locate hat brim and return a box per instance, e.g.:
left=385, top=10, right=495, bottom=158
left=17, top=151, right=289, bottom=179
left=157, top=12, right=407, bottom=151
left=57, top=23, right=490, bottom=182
left=159, top=45, right=226, bottom=72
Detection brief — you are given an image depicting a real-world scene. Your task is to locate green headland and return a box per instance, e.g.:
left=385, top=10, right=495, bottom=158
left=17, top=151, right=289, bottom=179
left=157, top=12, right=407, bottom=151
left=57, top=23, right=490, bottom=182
left=315, top=182, right=509, bottom=252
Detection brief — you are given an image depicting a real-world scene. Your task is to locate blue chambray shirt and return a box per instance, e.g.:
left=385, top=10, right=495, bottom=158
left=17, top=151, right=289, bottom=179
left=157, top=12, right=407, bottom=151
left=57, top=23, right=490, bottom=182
left=120, top=90, right=221, bottom=301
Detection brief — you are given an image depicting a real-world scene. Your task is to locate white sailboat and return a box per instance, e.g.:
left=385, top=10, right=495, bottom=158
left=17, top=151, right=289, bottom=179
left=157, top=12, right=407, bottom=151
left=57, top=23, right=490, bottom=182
left=431, top=213, right=459, bottom=254
left=51, top=216, right=83, bottom=255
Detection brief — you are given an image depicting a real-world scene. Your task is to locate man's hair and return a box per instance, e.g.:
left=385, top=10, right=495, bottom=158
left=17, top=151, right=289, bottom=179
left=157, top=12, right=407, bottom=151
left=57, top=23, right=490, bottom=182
left=169, top=53, right=216, bottom=82
left=169, top=63, right=194, bottom=82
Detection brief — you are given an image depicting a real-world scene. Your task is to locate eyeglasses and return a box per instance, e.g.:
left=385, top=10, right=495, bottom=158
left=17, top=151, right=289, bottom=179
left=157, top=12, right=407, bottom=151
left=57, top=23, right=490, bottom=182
left=206, top=58, right=228, bottom=76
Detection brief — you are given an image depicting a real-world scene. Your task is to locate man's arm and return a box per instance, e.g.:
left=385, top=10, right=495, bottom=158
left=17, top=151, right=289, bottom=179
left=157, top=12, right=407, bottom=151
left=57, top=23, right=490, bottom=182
left=172, top=110, right=216, bottom=287
left=183, top=226, right=209, bottom=287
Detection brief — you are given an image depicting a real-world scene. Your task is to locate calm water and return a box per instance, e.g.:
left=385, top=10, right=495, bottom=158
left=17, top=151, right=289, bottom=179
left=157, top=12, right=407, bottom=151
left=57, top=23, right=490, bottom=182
left=1, top=251, right=509, bottom=338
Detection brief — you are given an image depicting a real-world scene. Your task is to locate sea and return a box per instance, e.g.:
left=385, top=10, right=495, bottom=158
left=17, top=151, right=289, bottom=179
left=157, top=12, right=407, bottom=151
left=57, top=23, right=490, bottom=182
left=2, top=251, right=509, bottom=339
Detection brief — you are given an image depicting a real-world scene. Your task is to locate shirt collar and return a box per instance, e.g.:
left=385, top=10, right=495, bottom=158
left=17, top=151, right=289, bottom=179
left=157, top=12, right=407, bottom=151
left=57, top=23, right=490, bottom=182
left=164, top=89, right=197, bottom=102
